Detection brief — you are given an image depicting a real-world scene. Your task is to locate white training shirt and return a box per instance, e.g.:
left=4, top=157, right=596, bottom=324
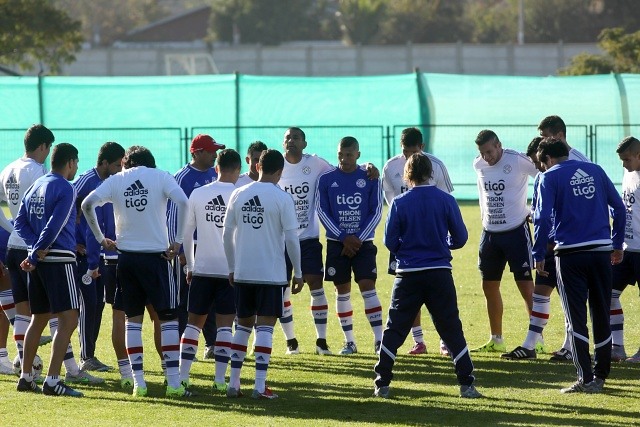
left=83, top=166, right=188, bottom=252
left=236, top=173, right=255, bottom=187
left=0, top=157, right=47, bottom=248
left=222, top=181, right=298, bottom=285
left=474, top=148, right=537, bottom=232
left=382, top=152, right=454, bottom=204
left=184, top=181, right=237, bottom=277
left=622, top=170, right=640, bottom=252
left=279, top=154, right=333, bottom=240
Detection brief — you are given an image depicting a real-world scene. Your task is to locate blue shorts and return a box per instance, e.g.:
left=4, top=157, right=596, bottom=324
left=29, top=262, right=80, bottom=315
left=6, top=248, right=29, bottom=304
left=324, top=240, right=377, bottom=284
left=478, top=223, right=533, bottom=281
left=234, top=283, right=285, bottom=318
left=0, top=227, right=9, bottom=263
left=188, top=276, right=235, bottom=316
left=612, top=251, right=640, bottom=291
left=117, top=251, right=176, bottom=318
left=285, top=238, right=324, bottom=280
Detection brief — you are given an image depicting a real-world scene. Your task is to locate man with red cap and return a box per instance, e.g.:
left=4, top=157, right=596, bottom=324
left=167, top=134, right=225, bottom=365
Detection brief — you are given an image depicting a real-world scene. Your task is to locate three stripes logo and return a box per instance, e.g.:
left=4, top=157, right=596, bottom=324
left=124, top=180, right=149, bottom=212
left=570, top=168, right=595, bottom=199
left=5, top=174, right=20, bottom=206
left=205, top=195, right=226, bottom=228
left=241, top=195, right=264, bottom=229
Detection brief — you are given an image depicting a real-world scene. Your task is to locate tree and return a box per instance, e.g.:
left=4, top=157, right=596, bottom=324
left=560, top=27, right=640, bottom=75
left=379, top=0, right=468, bottom=44
left=0, top=0, right=83, bottom=74
left=208, top=0, right=321, bottom=45
left=54, top=0, right=170, bottom=47
left=335, top=0, right=387, bottom=45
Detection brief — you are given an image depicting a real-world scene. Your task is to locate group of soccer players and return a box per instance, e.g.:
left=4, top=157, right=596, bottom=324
left=0, top=116, right=638, bottom=399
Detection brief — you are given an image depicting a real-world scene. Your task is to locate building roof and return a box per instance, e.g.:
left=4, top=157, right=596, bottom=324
left=119, top=6, right=211, bottom=43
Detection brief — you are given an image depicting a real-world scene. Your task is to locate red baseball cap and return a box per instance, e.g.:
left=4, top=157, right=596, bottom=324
left=190, top=134, right=225, bottom=154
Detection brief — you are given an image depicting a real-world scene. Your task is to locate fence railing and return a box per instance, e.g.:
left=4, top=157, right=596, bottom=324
left=0, top=124, right=632, bottom=200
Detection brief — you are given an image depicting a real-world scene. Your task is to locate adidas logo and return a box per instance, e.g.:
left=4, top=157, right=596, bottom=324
left=256, top=356, right=265, bottom=362
left=331, top=182, right=339, bottom=188
left=206, top=195, right=226, bottom=212
left=216, top=349, right=227, bottom=355
left=521, top=262, right=529, bottom=268
left=231, top=353, right=239, bottom=359
left=241, top=195, right=264, bottom=213
left=124, top=180, right=148, bottom=196
left=193, top=182, right=202, bottom=188
left=163, top=354, right=171, bottom=360
left=570, top=168, right=596, bottom=199
left=134, top=356, right=143, bottom=362
left=185, top=346, right=195, bottom=352
left=394, top=172, right=401, bottom=178
left=5, top=174, right=19, bottom=189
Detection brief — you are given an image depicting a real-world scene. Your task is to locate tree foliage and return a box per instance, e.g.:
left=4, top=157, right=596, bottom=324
left=560, top=27, right=640, bottom=75
left=379, top=0, right=468, bottom=44
left=208, top=0, right=323, bottom=45
left=335, top=0, right=387, bottom=45
left=0, top=0, right=83, bottom=74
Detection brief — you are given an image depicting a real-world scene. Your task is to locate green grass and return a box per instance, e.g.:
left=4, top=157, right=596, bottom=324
left=1, top=202, right=639, bottom=426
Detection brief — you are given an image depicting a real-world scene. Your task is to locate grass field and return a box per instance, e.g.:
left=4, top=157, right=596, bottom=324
left=1, top=202, right=639, bottom=426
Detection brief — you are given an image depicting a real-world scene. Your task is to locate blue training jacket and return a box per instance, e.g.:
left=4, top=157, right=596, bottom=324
left=385, top=185, right=468, bottom=272
left=14, top=172, right=77, bottom=265
left=532, top=159, right=625, bottom=261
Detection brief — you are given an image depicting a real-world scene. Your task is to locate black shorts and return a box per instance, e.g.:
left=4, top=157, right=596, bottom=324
left=29, top=262, right=80, bottom=315
left=612, top=251, right=640, bottom=291
left=535, top=250, right=558, bottom=288
left=285, top=238, right=324, bottom=280
left=387, top=252, right=397, bottom=275
left=117, top=251, right=176, bottom=318
left=6, top=248, right=29, bottom=304
left=188, top=276, right=235, bottom=316
left=99, top=261, right=123, bottom=310
left=324, top=240, right=377, bottom=284
left=234, top=283, right=286, bottom=318
left=478, top=223, right=533, bottom=281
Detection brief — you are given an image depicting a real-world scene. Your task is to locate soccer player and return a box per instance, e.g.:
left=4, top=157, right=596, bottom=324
left=0, top=125, right=88, bottom=380
left=374, top=153, right=480, bottom=399
left=73, top=142, right=125, bottom=373
left=610, top=136, right=640, bottom=363
left=382, top=127, right=454, bottom=356
left=316, top=136, right=383, bottom=355
left=538, top=115, right=590, bottom=162
left=179, top=149, right=241, bottom=393
left=472, top=130, right=537, bottom=353
left=222, top=149, right=303, bottom=399
left=237, top=141, right=267, bottom=187
left=82, top=145, right=191, bottom=398
left=532, top=137, right=625, bottom=393
left=502, top=136, right=591, bottom=361
left=14, top=143, right=84, bottom=396
left=168, top=134, right=225, bottom=359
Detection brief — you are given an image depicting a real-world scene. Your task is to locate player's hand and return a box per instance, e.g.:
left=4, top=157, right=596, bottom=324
left=0, top=261, right=7, bottom=278
left=76, top=244, right=86, bottom=256
left=101, top=238, right=117, bottom=252
left=87, top=268, right=100, bottom=279
left=36, top=249, right=49, bottom=261
left=611, top=249, right=623, bottom=265
left=20, top=258, right=35, bottom=272
left=186, top=271, right=193, bottom=285
left=178, top=253, right=186, bottom=266
left=535, top=260, right=548, bottom=277
left=342, top=235, right=362, bottom=258
left=364, top=163, right=380, bottom=180
left=228, top=273, right=234, bottom=287
left=291, top=276, right=305, bottom=294
left=163, top=242, right=181, bottom=260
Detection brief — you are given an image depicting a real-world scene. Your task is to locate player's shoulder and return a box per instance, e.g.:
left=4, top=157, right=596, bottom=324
left=318, top=165, right=338, bottom=180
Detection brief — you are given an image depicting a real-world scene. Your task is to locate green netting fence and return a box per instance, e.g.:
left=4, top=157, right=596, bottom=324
left=1, top=72, right=638, bottom=200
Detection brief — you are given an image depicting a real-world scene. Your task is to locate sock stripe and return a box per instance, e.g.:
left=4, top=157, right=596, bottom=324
left=127, top=346, right=143, bottom=355
left=181, top=338, right=198, bottom=345
left=337, top=311, right=353, bottom=318
left=311, top=304, right=329, bottom=310
left=254, top=346, right=272, bottom=355
left=531, top=311, right=550, bottom=319
left=364, top=306, right=382, bottom=314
